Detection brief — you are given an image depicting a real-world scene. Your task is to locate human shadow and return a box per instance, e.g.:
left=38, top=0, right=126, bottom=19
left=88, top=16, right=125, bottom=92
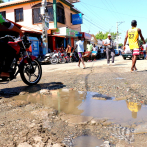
left=135, top=70, right=147, bottom=73
left=0, top=82, right=66, bottom=98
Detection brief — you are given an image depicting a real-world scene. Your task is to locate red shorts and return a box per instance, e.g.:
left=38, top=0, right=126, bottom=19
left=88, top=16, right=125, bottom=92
left=131, top=49, right=139, bottom=56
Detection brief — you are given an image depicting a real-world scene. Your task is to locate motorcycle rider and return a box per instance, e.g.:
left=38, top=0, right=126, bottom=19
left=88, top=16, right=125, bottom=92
left=0, top=14, right=23, bottom=77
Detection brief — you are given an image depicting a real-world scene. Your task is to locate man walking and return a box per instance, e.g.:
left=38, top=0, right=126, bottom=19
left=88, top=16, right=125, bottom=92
left=123, top=20, right=145, bottom=72
left=103, top=34, right=115, bottom=65
left=73, top=37, right=86, bottom=69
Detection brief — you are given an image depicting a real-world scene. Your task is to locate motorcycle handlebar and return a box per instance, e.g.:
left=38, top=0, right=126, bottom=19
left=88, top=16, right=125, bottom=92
left=0, top=35, right=16, bottom=41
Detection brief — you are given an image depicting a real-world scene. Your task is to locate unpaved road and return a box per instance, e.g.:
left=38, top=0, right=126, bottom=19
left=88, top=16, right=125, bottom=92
left=1, top=56, right=147, bottom=147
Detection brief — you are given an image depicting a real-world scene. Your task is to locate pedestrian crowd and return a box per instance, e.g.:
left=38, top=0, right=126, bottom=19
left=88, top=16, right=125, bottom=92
left=72, top=20, right=147, bottom=72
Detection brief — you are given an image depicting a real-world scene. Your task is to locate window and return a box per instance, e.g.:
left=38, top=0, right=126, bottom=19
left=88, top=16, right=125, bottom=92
left=47, top=6, right=53, bottom=21
left=32, top=2, right=53, bottom=24
left=15, top=8, right=23, bottom=22
left=32, top=8, right=42, bottom=24
left=57, top=3, right=65, bottom=24
left=0, top=11, right=6, bottom=18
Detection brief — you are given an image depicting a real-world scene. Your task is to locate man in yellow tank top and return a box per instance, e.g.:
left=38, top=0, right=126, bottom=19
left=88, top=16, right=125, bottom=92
left=123, top=20, right=145, bottom=72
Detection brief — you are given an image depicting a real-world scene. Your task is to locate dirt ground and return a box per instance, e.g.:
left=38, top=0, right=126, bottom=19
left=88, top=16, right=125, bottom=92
left=1, top=56, right=147, bottom=147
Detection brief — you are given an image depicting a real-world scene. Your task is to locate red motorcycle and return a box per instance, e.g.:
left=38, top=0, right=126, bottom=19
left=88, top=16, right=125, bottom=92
left=0, top=35, right=42, bottom=86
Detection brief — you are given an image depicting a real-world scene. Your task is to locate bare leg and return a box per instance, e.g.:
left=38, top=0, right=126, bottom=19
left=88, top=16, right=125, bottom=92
left=131, top=55, right=137, bottom=71
left=80, top=57, right=85, bottom=68
left=133, top=55, right=137, bottom=70
left=78, top=58, right=81, bottom=67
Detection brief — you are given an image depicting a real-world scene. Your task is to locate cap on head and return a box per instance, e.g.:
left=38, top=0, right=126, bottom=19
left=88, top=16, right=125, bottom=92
left=108, top=34, right=111, bottom=37
left=131, top=20, right=137, bottom=26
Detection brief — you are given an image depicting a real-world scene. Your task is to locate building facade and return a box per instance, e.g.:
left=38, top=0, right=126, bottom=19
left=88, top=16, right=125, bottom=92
left=0, top=0, right=83, bottom=53
left=0, top=0, right=81, bottom=32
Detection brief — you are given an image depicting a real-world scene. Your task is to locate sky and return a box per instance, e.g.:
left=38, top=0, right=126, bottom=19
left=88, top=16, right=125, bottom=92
left=74, top=0, right=147, bottom=43
left=3, top=0, right=147, bottom=43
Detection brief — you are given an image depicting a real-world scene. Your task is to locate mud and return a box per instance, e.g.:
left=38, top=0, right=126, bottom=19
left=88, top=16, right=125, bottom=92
left=1, top=57, right=147, bottom=146
left=11, top=89, right=147, bottom=125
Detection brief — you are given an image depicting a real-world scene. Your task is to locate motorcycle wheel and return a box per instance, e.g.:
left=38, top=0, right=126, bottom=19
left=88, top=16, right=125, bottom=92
left=62, top=58, right=66, bottom=63
left=67, top=57, right=70, bottom=63
left=20, top=59, right=42, bottom=86
left=70, top=58, right=73, bottom=63
left=51, top=57, right=58, bottom=64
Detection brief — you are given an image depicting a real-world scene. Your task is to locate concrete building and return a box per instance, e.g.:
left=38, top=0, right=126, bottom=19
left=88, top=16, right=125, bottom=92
left=0, top=0, right=83, bottom=52
left=0, top=0, right=81, bottom=32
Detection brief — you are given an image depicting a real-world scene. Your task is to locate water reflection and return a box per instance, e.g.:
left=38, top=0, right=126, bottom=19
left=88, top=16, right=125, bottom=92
left=126, top=101, right=142, bottom=119
left=12, top=90, right=147, bottom=124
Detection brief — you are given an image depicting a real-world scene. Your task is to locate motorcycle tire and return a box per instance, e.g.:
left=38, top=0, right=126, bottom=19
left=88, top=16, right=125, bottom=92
left=62, top=58, right=66, bottom=63
left=70, top=58, right=73, bottom=63
left=20, top=59, right=42, bottom=86
left=51, top=57, right=58, bottom=64
left=66, top=57, right=70, bottom=63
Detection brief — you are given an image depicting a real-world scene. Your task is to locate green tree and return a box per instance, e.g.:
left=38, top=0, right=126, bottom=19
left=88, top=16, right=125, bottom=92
left=139, top=38, right=147, bottom=45
left=119, top=43, right=123, bottom=47
left=0, top=0, right=3, bottom=3
left=95, top=31, right=118, bottom=40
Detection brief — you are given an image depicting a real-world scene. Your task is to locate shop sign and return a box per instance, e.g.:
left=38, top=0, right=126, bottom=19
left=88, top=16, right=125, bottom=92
left=72, top=13, right=83, bottom=25
left=52, top=27, right=79, bottom=37
left=84, top=33, right=91, bottom=40
left=52, top=27, right=66, bottom=36
left=66, top=28, right=79, bottom=37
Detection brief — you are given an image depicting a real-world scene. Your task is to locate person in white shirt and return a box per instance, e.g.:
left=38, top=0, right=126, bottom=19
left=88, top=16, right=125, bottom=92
left=73, top=37, right=86, bottom=69
left=93, top=44, right=98, bottom=51
left=124, top=44, right=131, bottom=54
left=92, top=44, right=98, bottom=61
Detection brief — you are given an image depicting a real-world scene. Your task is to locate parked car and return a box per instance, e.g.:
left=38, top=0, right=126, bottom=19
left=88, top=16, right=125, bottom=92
left=114, top=49, right=120, bottom=56
left=122, top=48, right=144, bottom=60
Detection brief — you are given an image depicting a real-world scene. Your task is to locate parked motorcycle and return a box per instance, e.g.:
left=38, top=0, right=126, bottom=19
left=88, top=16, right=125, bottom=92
left=54, top=51, right=70, bottom=63
left=69, top=52, right=79, bottom=62
left=0, top=35, right=42, bottom=86
left=43, top=52, right=58, bottom=64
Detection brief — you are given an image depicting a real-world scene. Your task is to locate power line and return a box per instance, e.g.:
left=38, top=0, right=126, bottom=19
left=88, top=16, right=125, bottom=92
left=78, top=2, right=113, bottom=32
left=104, top=0, right=122, bottom=21
left=83, top=17, right=107, bottom=32
left=79, top=2, right=124, bottom=33
left=109, top=0, right=124, bottom=21
left=101, top=0, right=119, bottom=21
left=81, top=1, right=147, bottom=19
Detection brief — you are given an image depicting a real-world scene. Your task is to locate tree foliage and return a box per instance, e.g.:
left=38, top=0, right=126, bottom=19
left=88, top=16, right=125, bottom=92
left=95, top=31, right=118, bottom=40
left=139, top=38, right=147, bottom=45
left=119, top=43, right=123, bottom=47
left=0, top=0, right=4, bottom=3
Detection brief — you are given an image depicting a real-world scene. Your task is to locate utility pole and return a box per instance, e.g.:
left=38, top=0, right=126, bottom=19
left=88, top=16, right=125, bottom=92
left=41, top=0, right=49, bottom=54
left=116, top=21, right=124, bottom=49
left=53, top=0, right=57, bottom=28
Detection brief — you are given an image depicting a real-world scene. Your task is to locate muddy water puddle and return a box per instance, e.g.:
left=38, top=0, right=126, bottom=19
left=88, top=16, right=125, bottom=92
left=73, top=136, right=103, bottom=147
left=12, top=89, right=147, bottom=125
